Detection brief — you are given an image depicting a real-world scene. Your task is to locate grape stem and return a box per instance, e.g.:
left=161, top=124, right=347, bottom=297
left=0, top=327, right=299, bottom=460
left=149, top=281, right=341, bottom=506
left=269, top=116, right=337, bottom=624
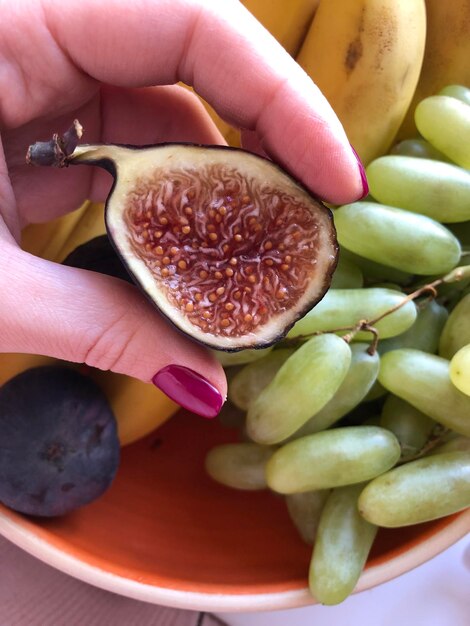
left=283, top=266, right=470, bottom=353
left=397, top=425, right=450, bottom=465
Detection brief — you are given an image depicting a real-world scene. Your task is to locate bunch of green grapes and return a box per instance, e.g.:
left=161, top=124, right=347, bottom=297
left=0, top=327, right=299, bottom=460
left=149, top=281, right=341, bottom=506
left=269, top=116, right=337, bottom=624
left=206, top=84, right=470, bottom=606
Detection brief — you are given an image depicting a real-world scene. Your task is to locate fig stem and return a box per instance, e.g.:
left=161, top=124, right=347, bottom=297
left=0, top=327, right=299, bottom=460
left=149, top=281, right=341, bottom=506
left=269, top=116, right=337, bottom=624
left=26, top=120, right=130, bottom=170
left=26, top=120, right=83, bottom=167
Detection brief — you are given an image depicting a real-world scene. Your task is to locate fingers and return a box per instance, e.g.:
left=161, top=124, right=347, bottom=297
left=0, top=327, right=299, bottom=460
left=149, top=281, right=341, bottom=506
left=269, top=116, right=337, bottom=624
left=89, top=84, right=226, bottom=202
left=0, top=137, right=20, bottom=243
left=0, top=245, right=226, bottom=418
left=4, top=0, right=364, bottom=204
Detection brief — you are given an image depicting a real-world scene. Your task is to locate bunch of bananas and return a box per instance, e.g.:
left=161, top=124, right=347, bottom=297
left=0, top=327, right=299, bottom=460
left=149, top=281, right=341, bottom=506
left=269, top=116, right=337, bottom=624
left=213, top=0, right=470, bottom=165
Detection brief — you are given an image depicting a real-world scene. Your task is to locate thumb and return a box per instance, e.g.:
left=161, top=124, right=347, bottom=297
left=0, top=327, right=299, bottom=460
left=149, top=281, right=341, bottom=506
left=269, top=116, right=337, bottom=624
left=1, top=246, right=227, bottom=418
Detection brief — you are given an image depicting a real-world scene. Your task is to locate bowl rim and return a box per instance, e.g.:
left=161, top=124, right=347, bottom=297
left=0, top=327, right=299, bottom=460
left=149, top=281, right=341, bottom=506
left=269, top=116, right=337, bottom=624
left=0, top=507, right=468, bottom=612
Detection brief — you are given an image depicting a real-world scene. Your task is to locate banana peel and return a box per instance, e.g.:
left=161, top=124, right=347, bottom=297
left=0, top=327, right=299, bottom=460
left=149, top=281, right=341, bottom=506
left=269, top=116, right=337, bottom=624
left=243, top=0, right=320, bottom=57
left=20, top=201, right=91, bottom=262
left=10, top=202, right=179, bottom=446
left=180, top=85, right=242, bottom=148
left=296, top=0, right=426, bottom=165
left=55, top=201, right=106, bottom=262
left=0, top=353, right=56, bottom=387
left=395, top=0, right=470, bottom=141
left=89, top=370, right=178, bottom=446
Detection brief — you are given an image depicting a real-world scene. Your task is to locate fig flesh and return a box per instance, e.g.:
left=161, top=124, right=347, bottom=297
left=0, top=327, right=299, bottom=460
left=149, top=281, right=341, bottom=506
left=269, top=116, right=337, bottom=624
left=27, top=122, right=338, bottom=351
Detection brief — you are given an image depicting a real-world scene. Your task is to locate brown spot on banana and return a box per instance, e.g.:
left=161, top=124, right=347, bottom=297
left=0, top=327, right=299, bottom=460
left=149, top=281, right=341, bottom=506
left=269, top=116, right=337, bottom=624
left=344, top=7, right=365, bottom=73
left=345, top=37, right=363, bottom=72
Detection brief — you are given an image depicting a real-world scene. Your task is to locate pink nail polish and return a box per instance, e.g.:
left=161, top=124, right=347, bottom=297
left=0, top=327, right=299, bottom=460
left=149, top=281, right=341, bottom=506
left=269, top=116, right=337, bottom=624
left=152, top=365, right=223, bottom=419
left=350, top=143, right=369, bottom=199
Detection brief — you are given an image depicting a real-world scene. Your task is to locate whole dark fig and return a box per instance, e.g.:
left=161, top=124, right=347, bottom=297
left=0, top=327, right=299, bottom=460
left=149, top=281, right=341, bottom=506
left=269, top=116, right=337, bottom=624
left=27, top=121, right=338, bottom=351
left=0, top=365, right=120, bottom=517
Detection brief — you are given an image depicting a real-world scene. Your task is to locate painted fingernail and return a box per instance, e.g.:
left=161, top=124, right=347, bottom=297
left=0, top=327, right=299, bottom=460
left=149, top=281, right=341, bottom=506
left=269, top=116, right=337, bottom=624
left=350, top=143, right=369, bottom=199
left=152, top=365, right=224, bottom=419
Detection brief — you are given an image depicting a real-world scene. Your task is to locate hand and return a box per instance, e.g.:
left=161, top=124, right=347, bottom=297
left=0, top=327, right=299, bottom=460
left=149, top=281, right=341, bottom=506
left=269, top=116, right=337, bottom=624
left=0, top=0, right=366, bottom=417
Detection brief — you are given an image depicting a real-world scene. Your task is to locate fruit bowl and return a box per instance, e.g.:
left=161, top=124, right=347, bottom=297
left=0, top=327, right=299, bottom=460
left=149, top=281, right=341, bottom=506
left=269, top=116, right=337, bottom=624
left=0, top=409, right=467, bottom=612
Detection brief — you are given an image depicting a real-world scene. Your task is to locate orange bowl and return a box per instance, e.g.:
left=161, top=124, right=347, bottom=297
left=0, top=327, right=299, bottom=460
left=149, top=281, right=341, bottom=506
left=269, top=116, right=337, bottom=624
left=0, top=410, right=468, bottom=612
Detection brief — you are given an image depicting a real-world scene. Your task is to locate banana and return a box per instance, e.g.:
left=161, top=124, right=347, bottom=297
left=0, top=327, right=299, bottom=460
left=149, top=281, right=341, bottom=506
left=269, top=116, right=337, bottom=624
left=20, top=201, right=91, bottom=261
left=396, top=0, right=470, bottom=141
left=181, top=84, right=241, bottom=147
left=296, top=0, right=426, bottom=165
left=89, top=370, right=178, bottom=446
left=12, top=203, right=179, bottom=446
left=55, top=201, right=106, bottom=262
left=242, top=0, right=320, bottom=57
left=0, top=353, right=56, bottom=386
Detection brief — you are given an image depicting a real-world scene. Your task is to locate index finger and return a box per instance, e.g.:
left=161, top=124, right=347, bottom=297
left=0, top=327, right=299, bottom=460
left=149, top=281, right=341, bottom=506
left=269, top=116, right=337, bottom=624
left=4, top=0, right=364, bottom=203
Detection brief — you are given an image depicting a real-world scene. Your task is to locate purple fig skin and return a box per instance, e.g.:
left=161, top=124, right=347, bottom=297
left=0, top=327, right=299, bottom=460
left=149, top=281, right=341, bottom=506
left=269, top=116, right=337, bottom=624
left=0, top=366, right=120, bottom=517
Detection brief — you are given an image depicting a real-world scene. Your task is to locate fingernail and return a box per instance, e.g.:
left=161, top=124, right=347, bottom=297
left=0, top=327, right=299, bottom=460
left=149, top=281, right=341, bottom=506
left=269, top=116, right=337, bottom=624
left=152, top=365, right=223, bottom=419
left=350, top=143, right=369, bottom=199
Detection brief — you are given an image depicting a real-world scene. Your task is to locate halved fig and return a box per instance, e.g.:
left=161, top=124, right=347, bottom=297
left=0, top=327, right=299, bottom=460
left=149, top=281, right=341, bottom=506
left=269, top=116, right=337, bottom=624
left=27, top=121, right=338, bottom=351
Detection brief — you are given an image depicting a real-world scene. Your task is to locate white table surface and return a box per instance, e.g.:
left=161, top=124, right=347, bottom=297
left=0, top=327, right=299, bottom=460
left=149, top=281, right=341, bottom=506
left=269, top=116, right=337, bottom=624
left=0, top=534, right=468, bottom=625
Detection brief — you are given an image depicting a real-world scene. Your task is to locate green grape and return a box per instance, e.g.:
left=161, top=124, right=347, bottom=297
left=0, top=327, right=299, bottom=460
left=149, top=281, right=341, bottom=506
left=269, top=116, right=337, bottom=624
left=366, top=156, right=470, bottom=223
left=246, top=334, right=351, bottom=444
left=442, top=287, right=470, bottom=314
left=450, top=344, right=470, bottom=396
left=439, top=84, right=470, bottom=106
left=380, top=395, right=438, bottom=462
left=379, top=299, right=448, bottom=356
left=427, top=273, right=470, bottom=307
left=287, top=288, right=417, bottom=341
left=216, top=401, right=246, bottom=429
left=340, top=249, right=413, bottom=285
left=378, top=349, right=470, bottom=436
left=429, top=435, right=470, bottom=456
left=285, top=490, right=330, bottom=545
left=362, top=379, right=388, bottom=402
left=362, top=415, right=382, bottom=426
left=290, top=344, right=380, bottom=438
left=265, top=426, right=400, bottom=494
left=334, top=203, right=461, bottom=274
left=371, top=282, right=402, bottom=291
left=214, top=347, right=273, bottom=367
left=229, top=349, right=294, bottom=411
left=447, top=220, right=470, bottom=247
left=439, top=293, right=470, bottom=358
left=331, top=254, right=364, bottom=289
left=415, top=95, right=470, bottom=169
left=309, top=483, right=378, bottom=605
left=390, top=138, right=451, bottom=161
left=204, top=443, right=274, bottom=490
left=358, top=451, right=470, bottom=527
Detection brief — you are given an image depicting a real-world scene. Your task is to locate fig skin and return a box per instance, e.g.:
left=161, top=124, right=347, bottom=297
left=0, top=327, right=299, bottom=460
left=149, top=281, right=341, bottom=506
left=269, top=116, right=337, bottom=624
left=27, top=122, right=339, bottom=352
left=63, top=234, right=133, bottom=283
left=0, top=366, right=120, bottom=517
